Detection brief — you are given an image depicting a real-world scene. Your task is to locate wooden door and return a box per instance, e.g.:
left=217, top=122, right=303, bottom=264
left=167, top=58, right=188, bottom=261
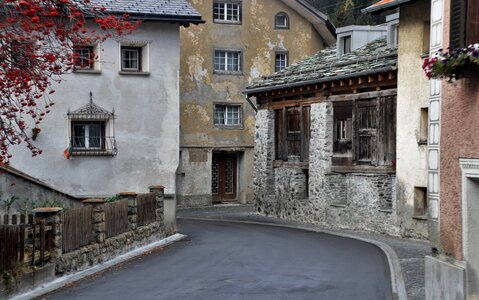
left=212, top=154, right=237, bottom=203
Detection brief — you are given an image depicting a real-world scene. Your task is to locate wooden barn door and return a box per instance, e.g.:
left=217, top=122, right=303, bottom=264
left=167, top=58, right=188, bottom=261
left=212, top=154, right=237, bottom=203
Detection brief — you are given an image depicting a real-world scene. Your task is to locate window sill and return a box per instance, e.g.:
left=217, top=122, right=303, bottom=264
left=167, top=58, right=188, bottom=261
left=213, top=19, right=242, bottom=25
left=72, top=150, right=116, bottom=157
left=330, top=165, right=396, bottom=175
left=74, top=69, right=102, bottom=74
left=119, top=71, right=150, bottom=76
left=274, top=26, right=289, bottom=30
left=330, top=203, right=347, bottom=208
left=214, top=125, right=243, bottom=130
left=273, top=160, right=309, bottom=169
left=417, top=140, right=427, bottom=146
left=413, top=215, right=428, bottom=221
left=213, top=70, right=243, bottom=76
left=379, top=208, right=393, bottom=213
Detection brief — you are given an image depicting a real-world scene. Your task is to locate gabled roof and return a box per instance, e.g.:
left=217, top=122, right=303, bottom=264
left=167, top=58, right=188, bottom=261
left=245, top=37, right=397, bottom=94
left=91, top=0, right=203, bottom=24
left=361, top=0, right=415, bottom=14
left=281, top=0, right=336, bottom=46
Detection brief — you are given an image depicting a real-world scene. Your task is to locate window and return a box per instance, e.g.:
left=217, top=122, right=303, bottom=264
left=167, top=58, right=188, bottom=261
left=275, top=52, right=288, bottom=72
left=341, top=36, right=352, bottom=55
left=275, top=106, right=310, bottom=162
left=419, top=107, right=428, bottom=145
left=67, top=98, right=117, bottom=156
left=72, top=121, right=104, bottom=149
left=10, top=41, right=36, bottom=69
left=450, top=0, right=479, bottom=48
left=274, top=12, right=289, bottom=29
left=213, top=1, right=241, bottom=24
left=214, top=50, right=242, bottom=73
left=214, top=104, right=242, bottom=126
left=74, top=46, right=94, bottom=70
left=121, top=47, right=141, bottom=71
left=413, top=187, right=428, bottom=218
left=332, top=96, right=396, bottom=167
left=119, top=42, right=149, bottom=74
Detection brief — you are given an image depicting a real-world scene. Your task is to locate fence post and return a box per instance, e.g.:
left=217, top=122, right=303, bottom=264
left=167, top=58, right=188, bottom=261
left=118, top=192, right=138, bottom=231
left=32, top=207, right=63, bottom=260
left=148, top=185, right=171, bottom=231
left=82, top=199, right=105, bottom=244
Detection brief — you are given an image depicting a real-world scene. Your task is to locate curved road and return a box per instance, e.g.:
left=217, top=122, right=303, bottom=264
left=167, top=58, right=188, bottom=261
left=43, top=219, right=393, bottom=300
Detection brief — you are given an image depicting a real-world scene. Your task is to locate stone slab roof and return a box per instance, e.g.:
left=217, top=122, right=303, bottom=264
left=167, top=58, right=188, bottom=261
left=91, top=0, right=203, bottom=23
left=361, top=0, right=415, bottom=13
left=245, top=37, right=397, bottom=94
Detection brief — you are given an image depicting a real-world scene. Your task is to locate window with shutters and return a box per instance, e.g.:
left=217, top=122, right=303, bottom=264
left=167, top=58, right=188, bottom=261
left=332, top=96, right=396, bottom=168
left=450, top=0, right=479, bottom=48
left=275, top=106, right=310, bottom=162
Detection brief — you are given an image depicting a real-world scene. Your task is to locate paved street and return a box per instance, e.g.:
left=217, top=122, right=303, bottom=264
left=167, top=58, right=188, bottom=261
left=42, top=218, right=392, bottom=300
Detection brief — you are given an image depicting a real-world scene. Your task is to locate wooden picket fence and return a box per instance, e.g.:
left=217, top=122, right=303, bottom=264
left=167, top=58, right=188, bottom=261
left=137, top=193, right=156, bottom=226
left=104, top=200, right=129, bottom=238
left=2, top=213, right=34, bottom=225
left=0, top=221, right=54, bottom=272
left=62, top=206, right=93, bottom=253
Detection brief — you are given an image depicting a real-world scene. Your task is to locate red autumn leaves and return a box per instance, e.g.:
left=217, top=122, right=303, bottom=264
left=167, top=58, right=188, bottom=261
left=0, top=0, right=139, bottom=164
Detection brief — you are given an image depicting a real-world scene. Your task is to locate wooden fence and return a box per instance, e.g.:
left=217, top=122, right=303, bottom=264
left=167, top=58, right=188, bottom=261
left=2, top=213, right=34, bottom=225
left=137, top=193, right=156, bottom=226
left=62, top=206, right=93, bottom=253
left=0, top=221, right=54, bottom=272
left=104, top=200, right=129, bottom=238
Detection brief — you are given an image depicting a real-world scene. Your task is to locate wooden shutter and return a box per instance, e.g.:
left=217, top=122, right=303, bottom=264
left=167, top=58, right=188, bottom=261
left=300, top=106, right=311, bottom=162
left=287, top=107, right=301, bottom=157
left=450, top=0, right=467, bottom=48
left=466, top=0, right=479, bottom=45
left=275, top=109, right=285, bottom=161
left=377, top=96, right=396, bottom=166
left=355, top=100, right=378, bottom=165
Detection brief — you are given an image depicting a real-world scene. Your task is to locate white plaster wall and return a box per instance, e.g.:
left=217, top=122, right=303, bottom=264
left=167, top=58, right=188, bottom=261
left=396, top=2, right=430, bottom=238
left=10, top=22, right=180, bottom=197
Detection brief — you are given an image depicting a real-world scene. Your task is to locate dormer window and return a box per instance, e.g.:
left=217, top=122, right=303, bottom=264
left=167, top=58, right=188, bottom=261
left=341, top=36, right=351, bottom=55
left=275, top=12, right=289, bottom=29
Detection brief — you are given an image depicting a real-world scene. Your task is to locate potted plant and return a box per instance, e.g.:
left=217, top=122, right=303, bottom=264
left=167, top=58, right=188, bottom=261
left=422, top=43, right=479, bottom=82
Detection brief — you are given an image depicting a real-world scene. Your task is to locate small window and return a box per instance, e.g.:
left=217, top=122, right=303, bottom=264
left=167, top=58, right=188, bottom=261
left=213, top=1, right=242, bottom=24
left=121, top=47, right=141, bottom=71
left=214, top=50, right=242, bottom=73
left=275, top=106, right=311, bottom=162
left=275, top=12, right=289, bottom=29
left=413, top=187, right=428, bottom=218
left=450, top=0, right=479, bottom=48
left=332, top=96, right=396, bottom=168
left=342, top=36, right=352, bottom=54
left=72, top=121, right=104, bottom=149
left=419, top=107, right=428, bottom=145
left=214, top=104, right=242, bottom=126
left=275, top=52, right=288, bottom=72
left=67, top=98, right=117, bottom=156
left=74, top=46, right=94, bottom=70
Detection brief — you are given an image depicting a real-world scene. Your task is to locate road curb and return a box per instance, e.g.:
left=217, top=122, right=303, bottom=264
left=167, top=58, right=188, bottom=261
left=178, top=216, right=407, bottom=300
left=11, top=233, right=188, bottom=300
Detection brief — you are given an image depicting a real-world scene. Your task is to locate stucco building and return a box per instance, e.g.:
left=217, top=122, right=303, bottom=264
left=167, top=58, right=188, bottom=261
left=177, top=0, right=336, bottom=206
left=9, top=1, right=203, bottom=199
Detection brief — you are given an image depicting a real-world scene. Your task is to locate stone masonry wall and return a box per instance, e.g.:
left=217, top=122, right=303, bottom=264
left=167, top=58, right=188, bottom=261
left=56, top=189, right=166, bottom=274
left=253, top=109, right=275, bottom=212
left=254, top=102, right=400, bottom=236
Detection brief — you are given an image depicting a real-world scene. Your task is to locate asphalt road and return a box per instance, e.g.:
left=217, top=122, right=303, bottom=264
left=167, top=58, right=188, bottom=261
left=42, top=219, right=393, bottom=300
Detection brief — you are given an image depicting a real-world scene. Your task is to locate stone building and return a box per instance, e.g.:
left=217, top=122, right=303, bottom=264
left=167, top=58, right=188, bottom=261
left=9, top=1, right=203, bottom=198
left=246, top=26, right=407, bottom=236
left=177, top=0, right=336, bottom=206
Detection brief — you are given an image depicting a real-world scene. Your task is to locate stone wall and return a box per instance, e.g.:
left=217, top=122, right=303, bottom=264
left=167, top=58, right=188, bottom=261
left=254, top=103, right=400, bottom=236
left=1, top=186, right=170, bottom=298
left=56, top=188, right=166, bottom=274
